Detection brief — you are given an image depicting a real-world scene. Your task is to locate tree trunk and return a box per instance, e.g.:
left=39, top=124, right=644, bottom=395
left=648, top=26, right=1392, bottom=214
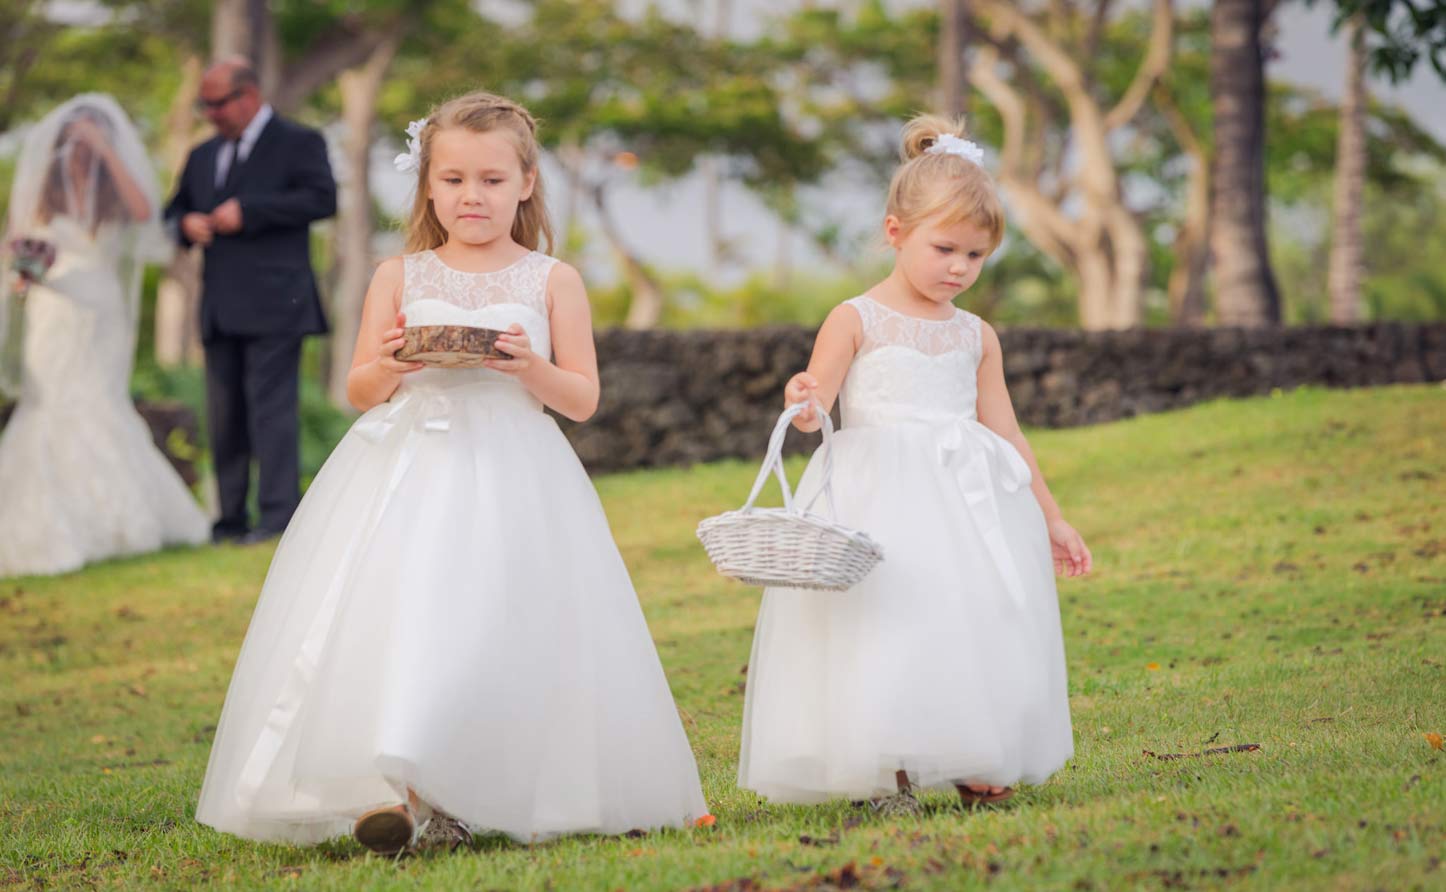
left=702, top=156, right=725, bottom=275
left=774, top=215, right=792, bottom=290
left=1209, top=0, right=1281, bottom=326
left=327, top=33, right=401, bottom=407
left=1168, top=161, right=1211, bottom=326
left=968, top=1, right=1172, bottom=330
left=210, top=0, right=275, bottom=89
left=1156, top=83, right=1210, bottom=325
left=702, top=0, right=734, bottom=275
left=556, top=141, right=586, bottom=260
left=1327, top=13, right=1366, bottom=324
left=154, top=55, right=206, bottom=368
left=210, top=0, right=250, bottom=58
left=591, top=184, right=666, bottom=329
left=937, top=0, right=968, bottom=116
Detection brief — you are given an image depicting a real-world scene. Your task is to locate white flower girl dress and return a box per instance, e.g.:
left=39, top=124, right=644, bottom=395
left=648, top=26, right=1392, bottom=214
left=739, top=295, right=1073, bottom=803
left=198, top=249, right=707, bottom=843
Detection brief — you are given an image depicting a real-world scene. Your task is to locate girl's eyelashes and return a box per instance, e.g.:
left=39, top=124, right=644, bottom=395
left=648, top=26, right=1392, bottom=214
left=439, top=177, right=505, bottom=186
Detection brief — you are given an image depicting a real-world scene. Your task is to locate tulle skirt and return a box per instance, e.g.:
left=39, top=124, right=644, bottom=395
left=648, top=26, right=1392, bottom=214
left=197, top=379, right=707, bottom=843
left=738, top=415, right=1073, bottom=803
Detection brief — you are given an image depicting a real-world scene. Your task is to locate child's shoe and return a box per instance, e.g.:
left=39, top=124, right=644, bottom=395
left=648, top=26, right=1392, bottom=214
left=354, top=803, right=416, bottom=855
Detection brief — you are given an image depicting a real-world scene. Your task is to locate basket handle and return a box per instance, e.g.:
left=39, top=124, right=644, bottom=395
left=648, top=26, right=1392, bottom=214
left=740, top=400, right=837, bottom=520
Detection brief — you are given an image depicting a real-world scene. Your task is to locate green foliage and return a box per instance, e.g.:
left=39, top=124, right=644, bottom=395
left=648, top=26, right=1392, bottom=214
left=1307, top=0, right=1446, bottom=82
left=0, top=3, right=199, bottom=133
left=1272, top=167, right=1446, bottom=323
left=1, top=386, right=1443, bottom=889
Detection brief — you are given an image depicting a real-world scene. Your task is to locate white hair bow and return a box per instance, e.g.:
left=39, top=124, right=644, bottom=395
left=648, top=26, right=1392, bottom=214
left=925, top=133, right=985, bottom=165
left=393, top=118, right=427, bottom=173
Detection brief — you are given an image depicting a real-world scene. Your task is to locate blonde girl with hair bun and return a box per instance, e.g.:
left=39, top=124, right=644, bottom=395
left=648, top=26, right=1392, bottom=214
left=738, top=112, right=1091, bottom=812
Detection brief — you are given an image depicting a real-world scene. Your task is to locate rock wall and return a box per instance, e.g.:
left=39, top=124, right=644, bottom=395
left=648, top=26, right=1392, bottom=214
left=559, top=322, right=1446, bottom=471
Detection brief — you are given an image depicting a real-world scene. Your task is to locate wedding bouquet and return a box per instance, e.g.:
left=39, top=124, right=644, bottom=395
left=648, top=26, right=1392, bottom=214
left=7, top=237, right=57, bottom=299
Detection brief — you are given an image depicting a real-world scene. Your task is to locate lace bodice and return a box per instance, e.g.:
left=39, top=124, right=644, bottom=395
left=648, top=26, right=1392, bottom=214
left=839, top=294, right=984, bottom=427
left=398, top=249, right=557, bottom=401
left=402, top=249, right=553, bottom=318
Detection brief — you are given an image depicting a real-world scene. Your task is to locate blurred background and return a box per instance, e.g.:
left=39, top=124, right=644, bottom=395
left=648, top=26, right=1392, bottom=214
left=2, top=0, right=1443, bottom=479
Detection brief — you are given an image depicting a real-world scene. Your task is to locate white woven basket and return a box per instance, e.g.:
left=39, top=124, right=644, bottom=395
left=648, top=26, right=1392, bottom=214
left=697, top=401, right=884, bottom=591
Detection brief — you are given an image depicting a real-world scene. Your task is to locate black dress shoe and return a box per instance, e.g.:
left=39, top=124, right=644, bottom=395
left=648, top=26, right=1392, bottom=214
left=237, top=527, right=284, bottom=545
left=211, top=526, right=248, bottom=544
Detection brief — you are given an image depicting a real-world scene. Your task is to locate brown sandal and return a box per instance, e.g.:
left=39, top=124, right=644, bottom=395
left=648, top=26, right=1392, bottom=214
left=955, top=784, right=1015, bottom=806
left=354, top=803, right=415, bottom=855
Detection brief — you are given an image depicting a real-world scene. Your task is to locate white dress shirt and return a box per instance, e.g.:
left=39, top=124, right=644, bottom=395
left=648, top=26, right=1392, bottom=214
left=215, top=104, right=274, bottom=189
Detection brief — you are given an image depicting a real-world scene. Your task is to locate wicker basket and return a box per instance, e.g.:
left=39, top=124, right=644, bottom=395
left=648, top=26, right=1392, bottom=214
left=697, top=401, right=884, bottom=591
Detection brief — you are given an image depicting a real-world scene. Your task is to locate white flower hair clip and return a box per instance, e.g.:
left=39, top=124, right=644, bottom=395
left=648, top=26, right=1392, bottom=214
left=925, top=133, right=985, bottom=166
left=393, top=118, right=428, bottom=173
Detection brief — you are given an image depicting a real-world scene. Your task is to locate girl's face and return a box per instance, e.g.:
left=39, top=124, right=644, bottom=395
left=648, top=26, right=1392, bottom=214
left=886, top=212, right=995, bottom=305
left=426, top=127, right=535, bottom=247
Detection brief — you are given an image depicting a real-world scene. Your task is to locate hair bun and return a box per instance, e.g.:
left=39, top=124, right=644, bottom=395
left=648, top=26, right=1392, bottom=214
left=900, top=113, right=969, bottom=162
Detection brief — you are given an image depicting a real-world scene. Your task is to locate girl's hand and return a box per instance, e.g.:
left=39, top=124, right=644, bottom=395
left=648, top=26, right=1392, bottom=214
left=378, top=311, right=424, bottom=374
left=785, top=372, right=820, bottom=424
left=486, top=324, right=534, bottom=375
left=1048, top=518, right=1092, bottom=578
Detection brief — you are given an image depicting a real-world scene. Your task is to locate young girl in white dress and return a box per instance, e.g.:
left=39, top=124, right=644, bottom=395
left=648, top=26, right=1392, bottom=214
left=196, top=91, right=707, bottom=852
left=738, top=114, right=1092, bottom=812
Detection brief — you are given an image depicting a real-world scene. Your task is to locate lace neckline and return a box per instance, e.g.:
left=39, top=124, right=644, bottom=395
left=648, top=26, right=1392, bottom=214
left=426, top=249, right=536, bottom=276
left=859, top=293, right=961, bottom=324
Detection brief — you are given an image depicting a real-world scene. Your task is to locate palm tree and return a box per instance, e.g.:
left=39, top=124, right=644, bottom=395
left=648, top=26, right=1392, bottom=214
left=1327, top=13, right=1367, bottom=323
left=1209, top=0, right=1282, bottom=326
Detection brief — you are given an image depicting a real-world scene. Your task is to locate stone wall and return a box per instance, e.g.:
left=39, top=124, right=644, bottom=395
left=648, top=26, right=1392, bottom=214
left=559, top=322, right=1446, bottom=471
left=3, top=324, right=1439, bottom=479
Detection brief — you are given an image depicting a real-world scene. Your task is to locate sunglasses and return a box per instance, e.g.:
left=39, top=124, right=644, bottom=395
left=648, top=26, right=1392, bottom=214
left=195, top=89, right=244, bottom=113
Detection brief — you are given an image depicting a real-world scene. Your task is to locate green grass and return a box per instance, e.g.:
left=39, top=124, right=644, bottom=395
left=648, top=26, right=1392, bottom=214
left=2, top=384, right=1443, bottom=891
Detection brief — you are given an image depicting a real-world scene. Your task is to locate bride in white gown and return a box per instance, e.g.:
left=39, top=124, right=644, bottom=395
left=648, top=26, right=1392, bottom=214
left=0, top=94, right=209, bottom=577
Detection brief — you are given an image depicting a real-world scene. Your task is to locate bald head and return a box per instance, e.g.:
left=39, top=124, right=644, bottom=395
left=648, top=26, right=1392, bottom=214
left=199, top=57, right=262, bottom=139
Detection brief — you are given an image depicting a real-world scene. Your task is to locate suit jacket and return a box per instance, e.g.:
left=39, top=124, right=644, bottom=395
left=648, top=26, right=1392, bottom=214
left=166, top=114, right=336, bottom=340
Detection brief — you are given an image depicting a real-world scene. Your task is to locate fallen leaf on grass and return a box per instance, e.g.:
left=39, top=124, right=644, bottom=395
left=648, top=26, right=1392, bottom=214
left=1426, top=732, right=1443, bottom=751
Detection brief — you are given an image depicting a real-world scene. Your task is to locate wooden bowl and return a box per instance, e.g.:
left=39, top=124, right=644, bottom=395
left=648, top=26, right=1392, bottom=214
left=396, top=325, right=510, bottom=368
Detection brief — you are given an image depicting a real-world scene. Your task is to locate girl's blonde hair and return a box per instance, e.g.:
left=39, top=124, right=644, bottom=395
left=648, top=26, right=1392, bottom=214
left=886, top=113, right=1004, bottom=251
left=403, top=91, right=554, bottom=254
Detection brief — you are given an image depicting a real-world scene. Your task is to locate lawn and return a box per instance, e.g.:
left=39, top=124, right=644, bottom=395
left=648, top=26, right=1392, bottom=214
left=2, top=384, right=1442, bottom=890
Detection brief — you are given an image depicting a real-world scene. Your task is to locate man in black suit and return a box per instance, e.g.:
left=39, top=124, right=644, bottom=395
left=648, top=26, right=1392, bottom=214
left=166, top=59, right=336, bottom=544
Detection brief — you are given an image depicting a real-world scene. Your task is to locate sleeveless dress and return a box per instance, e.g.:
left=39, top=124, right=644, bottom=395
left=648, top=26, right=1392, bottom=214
left=197, top=249, right=707, bottom=844
left=738, top=295, right=1073, bottom=803
left=0, top=215, right=208, bottom=577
